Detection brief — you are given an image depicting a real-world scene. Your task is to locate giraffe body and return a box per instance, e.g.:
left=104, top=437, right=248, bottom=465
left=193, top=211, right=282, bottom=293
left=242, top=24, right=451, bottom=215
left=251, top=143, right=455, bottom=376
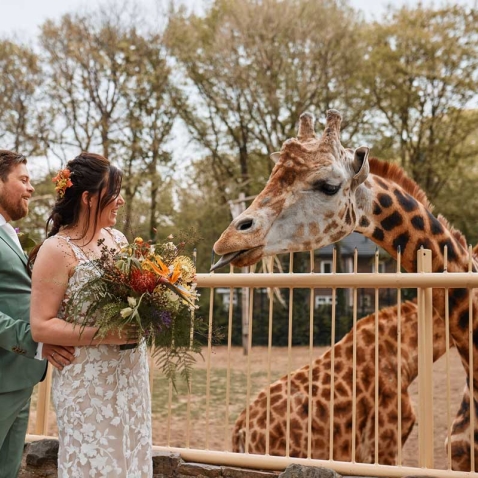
left=233, top=301, right=448, bottom=464
left=213, top=110, right=478, bottom=470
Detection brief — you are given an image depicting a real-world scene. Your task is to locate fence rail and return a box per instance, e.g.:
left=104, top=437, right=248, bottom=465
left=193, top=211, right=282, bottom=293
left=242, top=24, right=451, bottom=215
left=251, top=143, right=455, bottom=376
left=26, top=249, right=478, bottom=477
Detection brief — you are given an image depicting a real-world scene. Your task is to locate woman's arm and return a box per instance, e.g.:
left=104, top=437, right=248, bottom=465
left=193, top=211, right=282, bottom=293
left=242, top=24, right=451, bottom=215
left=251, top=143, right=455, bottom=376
left=30, top=237, right=133, bottom=346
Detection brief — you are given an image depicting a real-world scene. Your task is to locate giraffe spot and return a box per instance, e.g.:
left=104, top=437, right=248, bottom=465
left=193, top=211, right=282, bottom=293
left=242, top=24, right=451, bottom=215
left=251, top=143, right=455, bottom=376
left=364, top=180, right=372, bottom=189
left=449, top=288, right=468, bottom=312
left=428, top=211, right=444, bottom=235
left=392, top=232, right=410, bottom=254
left=359, top=216, right=370, bottom=228
left=271, top=394, right=283, bottom=406
left=373, top=203, right=382, bottom=216
left=324, top=221, right=338, bottom=234
left=458, top=309, right=470, bottom=330
left=381, top=211, right=403, bottom=231
left=321, top=386, right=331, bottom=398
left=416, top=238, right=432, bottom=251
left=473, top=329, right=478, bottom=352
left=351, top=208, right=356, bottom=225
left=372, top=227, right=384, bottom=242
left=316, top=401, right=328, bottom=420
left=334, top=360, right=344, bottom=374
left=335, top=382, right=349, bottom=398
left=330, top=231, right=345, bottom=243
left=334, top=400, right=350, bottom=417
left=439, top=239, right=457, bottom=261
left=345, top=208, right=352, bottom=225
left=394, top=189, right=418, bottom=212
left=411, top=215, right=425, bottom=231
left=295, top=224, right=305, bottom=238
left=388, top=324, right=398, bottom=338
left=308, top=222, right=320, bottom=236
left=271, top=383, right=283, bottom=394
left=376, top=177, right=389, bottom=189
left=301, top=240, right=312, bottom=250
left=378, top=193, right=393, bottom=208
left=380, top=387, right=395, bottom=407
left=361, top=328, right=375, bottom=347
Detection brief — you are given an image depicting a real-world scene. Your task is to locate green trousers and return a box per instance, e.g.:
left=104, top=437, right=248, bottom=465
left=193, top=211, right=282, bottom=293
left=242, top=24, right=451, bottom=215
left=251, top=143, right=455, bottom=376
left=0, top=387, right=33, bottom=478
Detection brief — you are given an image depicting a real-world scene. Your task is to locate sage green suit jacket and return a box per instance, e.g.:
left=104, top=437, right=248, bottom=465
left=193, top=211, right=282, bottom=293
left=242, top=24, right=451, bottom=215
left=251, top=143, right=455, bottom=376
left=0, top=227, right=46, bottom=393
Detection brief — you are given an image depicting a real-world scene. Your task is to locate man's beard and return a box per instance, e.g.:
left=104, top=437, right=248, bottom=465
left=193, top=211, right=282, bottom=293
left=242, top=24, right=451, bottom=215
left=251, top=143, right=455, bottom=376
left=0, top=196, right=28, bottom=221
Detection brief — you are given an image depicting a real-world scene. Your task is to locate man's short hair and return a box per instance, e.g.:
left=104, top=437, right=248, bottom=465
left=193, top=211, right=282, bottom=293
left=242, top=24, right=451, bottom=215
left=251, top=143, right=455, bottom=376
left=0, top=150, right=27, bottom=182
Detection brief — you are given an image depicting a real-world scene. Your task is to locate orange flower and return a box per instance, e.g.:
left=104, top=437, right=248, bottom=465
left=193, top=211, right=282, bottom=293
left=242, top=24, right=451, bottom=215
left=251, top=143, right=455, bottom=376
left=52, top=168, right=73, bottom=198
left=143, top=257, right=170, bottom=277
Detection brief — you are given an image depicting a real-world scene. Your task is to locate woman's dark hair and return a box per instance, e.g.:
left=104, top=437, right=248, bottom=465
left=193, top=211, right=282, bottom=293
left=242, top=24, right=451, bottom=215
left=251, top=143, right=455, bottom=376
left=29, top=152, right=122, bottom=266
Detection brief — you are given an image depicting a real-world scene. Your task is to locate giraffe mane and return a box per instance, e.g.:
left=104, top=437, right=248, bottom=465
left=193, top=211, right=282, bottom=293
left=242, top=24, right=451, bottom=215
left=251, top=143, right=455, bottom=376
left=437, top=214, right=468, bottom=250
left=369, top=158, right=433, bottom=211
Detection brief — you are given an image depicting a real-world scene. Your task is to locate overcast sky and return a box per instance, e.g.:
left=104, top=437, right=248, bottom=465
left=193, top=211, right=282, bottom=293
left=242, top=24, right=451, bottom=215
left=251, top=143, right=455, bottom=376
left=1, top=0, right=477, bottom=40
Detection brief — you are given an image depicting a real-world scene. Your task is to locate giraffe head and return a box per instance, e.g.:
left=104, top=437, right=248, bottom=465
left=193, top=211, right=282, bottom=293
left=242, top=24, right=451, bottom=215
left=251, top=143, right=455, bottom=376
left=212, top=110, right=372, bottom=270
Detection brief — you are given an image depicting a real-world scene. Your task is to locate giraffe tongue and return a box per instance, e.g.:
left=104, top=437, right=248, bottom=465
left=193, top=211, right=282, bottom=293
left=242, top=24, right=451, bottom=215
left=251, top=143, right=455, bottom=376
left=210, top=251, right=244, bottom=272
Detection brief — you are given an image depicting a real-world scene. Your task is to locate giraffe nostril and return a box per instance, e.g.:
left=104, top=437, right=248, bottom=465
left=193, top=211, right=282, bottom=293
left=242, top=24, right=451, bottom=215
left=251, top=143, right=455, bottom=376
left=237, top=219, right=253, bottom=231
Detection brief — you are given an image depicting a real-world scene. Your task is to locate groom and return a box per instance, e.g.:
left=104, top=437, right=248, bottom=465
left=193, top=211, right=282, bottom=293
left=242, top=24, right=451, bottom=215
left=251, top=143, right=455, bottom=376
left=0, top=150, right=74, bottom=477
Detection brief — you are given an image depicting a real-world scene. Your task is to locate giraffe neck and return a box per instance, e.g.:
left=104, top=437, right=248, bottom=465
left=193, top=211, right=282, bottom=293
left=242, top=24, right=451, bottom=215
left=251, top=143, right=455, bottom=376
left=355, top=171, right=476, bottom=383
left=332, top=301, right=449, bottom=388
left=356, top=174, right=470, bottom=274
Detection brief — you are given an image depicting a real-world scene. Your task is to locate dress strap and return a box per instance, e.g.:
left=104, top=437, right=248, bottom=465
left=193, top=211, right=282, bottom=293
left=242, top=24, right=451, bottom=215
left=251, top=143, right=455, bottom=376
left=104, top=227, right=128, bottom=248
left=56, top=235, right=90, bottom=262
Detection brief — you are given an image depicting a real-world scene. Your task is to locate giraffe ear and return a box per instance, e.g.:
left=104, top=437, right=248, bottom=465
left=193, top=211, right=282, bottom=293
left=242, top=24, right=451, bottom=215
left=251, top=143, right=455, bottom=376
left=270, top=152, right=280, bottom=163
left=351, top=146, right=369, bottom=190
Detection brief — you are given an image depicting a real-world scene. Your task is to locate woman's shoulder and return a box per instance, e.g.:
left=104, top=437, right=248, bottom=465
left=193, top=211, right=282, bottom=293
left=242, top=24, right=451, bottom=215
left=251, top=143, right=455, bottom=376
left=35, top=235, right=77, bottom=265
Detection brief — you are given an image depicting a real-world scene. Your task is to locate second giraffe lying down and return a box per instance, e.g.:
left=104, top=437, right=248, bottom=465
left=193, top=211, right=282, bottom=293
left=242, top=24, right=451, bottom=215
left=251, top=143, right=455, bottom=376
left=232, top=300, right=450, bottom=464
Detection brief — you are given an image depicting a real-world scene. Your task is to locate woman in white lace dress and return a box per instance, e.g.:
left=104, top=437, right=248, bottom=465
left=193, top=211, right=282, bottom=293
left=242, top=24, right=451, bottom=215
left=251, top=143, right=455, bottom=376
left=30, top=152, right=152, bottom=477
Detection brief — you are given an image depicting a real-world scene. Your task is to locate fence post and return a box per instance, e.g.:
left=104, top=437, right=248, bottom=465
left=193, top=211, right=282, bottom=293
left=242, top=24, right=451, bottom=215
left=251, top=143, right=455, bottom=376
left=35, top=366, right=52, bottom=435
left=417, top=248, right=434, bottom=468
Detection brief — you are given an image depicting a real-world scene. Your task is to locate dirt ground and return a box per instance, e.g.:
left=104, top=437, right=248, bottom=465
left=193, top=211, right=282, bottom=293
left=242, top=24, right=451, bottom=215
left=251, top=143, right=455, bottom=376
left=28, top=345, right=466, bottom=471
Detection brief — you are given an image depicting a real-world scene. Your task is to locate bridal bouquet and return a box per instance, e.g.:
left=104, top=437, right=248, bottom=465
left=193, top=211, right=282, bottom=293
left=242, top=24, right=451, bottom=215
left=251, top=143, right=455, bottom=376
left=65, top=231, right=205, bottom=384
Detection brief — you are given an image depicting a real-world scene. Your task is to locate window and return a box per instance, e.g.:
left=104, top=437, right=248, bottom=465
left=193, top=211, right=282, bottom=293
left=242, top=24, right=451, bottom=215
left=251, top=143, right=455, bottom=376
left=360, top=295, right=372, bottom=308
left=320, top=260, right=333, bottom=274
left=315, top=295, right=336, bottom=308
left=373, top=261, right=386, bottom=273
left=216, top=288, right=238, bottom=310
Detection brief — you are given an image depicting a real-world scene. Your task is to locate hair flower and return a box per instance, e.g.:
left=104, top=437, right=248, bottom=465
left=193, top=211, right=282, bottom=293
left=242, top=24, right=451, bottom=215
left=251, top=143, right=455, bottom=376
left=52, top=168, right=73, bottom=198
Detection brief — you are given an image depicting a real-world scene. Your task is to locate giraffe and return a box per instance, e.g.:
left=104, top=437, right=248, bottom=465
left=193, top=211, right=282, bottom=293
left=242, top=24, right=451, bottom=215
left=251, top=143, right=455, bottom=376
left=232, top=300, right=450, bottom=464
left=212, top=110, right=478, bottom=470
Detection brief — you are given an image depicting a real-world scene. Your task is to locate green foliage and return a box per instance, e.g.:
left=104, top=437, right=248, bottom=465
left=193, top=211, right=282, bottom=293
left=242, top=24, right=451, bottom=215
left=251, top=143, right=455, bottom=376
left=361, top=4, right=478, bottom=203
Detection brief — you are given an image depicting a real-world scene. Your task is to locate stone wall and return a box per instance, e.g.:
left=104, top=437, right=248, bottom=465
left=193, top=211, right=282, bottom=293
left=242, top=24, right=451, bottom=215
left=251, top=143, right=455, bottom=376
left=18, top=439, right=428, bottom=478
left=18, top=440, right=342, bottom=478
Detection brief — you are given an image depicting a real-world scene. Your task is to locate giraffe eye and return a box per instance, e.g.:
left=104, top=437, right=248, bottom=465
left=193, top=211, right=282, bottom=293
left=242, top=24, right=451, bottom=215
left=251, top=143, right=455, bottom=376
left=312, top=180, right=341, bottom=196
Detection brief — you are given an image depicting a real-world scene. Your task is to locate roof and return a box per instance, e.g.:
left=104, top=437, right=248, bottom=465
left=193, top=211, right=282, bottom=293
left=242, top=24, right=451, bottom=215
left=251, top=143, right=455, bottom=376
left=315, top=232, right=386, bottom=257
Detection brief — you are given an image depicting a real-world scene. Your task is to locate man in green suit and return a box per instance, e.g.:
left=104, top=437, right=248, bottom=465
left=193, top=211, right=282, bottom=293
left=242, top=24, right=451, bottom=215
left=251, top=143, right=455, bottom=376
left=0, top=150, right=74, bottom=477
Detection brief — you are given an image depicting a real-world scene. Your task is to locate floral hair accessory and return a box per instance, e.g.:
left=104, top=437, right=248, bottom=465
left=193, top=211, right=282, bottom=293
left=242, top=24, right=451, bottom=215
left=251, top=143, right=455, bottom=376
left=52, top=168, right=73, bottom=198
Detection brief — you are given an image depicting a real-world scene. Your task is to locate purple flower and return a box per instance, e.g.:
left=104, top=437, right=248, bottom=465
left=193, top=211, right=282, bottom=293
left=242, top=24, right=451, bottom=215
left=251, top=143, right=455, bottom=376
left=14, top=228, right=20, bottom=233
left=158, top=310, right=172, bottom=328
left=151, top=309, right=172, bottom=332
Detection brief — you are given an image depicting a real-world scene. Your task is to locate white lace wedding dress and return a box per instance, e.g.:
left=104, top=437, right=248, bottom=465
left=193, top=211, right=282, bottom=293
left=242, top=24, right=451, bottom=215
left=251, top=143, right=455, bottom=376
left=51, top=229, right=152, bottom=477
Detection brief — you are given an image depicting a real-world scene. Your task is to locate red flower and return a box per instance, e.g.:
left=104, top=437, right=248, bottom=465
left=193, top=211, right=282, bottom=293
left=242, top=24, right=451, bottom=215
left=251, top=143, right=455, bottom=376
left=129, top=269, right=158, bottom=294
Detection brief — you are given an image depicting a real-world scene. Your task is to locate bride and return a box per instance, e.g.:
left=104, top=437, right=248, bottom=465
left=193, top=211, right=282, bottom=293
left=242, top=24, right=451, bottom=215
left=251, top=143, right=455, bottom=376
left=30, top=152, right=152, bottom=477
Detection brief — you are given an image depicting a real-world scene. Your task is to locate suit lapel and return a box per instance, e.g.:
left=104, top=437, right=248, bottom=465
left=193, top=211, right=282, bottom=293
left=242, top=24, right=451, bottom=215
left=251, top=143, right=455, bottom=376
left=0, top=227, right=27, bottom=265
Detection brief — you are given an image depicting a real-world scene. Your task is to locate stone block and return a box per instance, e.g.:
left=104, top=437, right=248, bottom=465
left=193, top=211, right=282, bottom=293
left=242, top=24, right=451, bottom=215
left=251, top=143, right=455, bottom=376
left=279, top=464, right=342, bottom=478
left=25, top=440, right=59, bottom=467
